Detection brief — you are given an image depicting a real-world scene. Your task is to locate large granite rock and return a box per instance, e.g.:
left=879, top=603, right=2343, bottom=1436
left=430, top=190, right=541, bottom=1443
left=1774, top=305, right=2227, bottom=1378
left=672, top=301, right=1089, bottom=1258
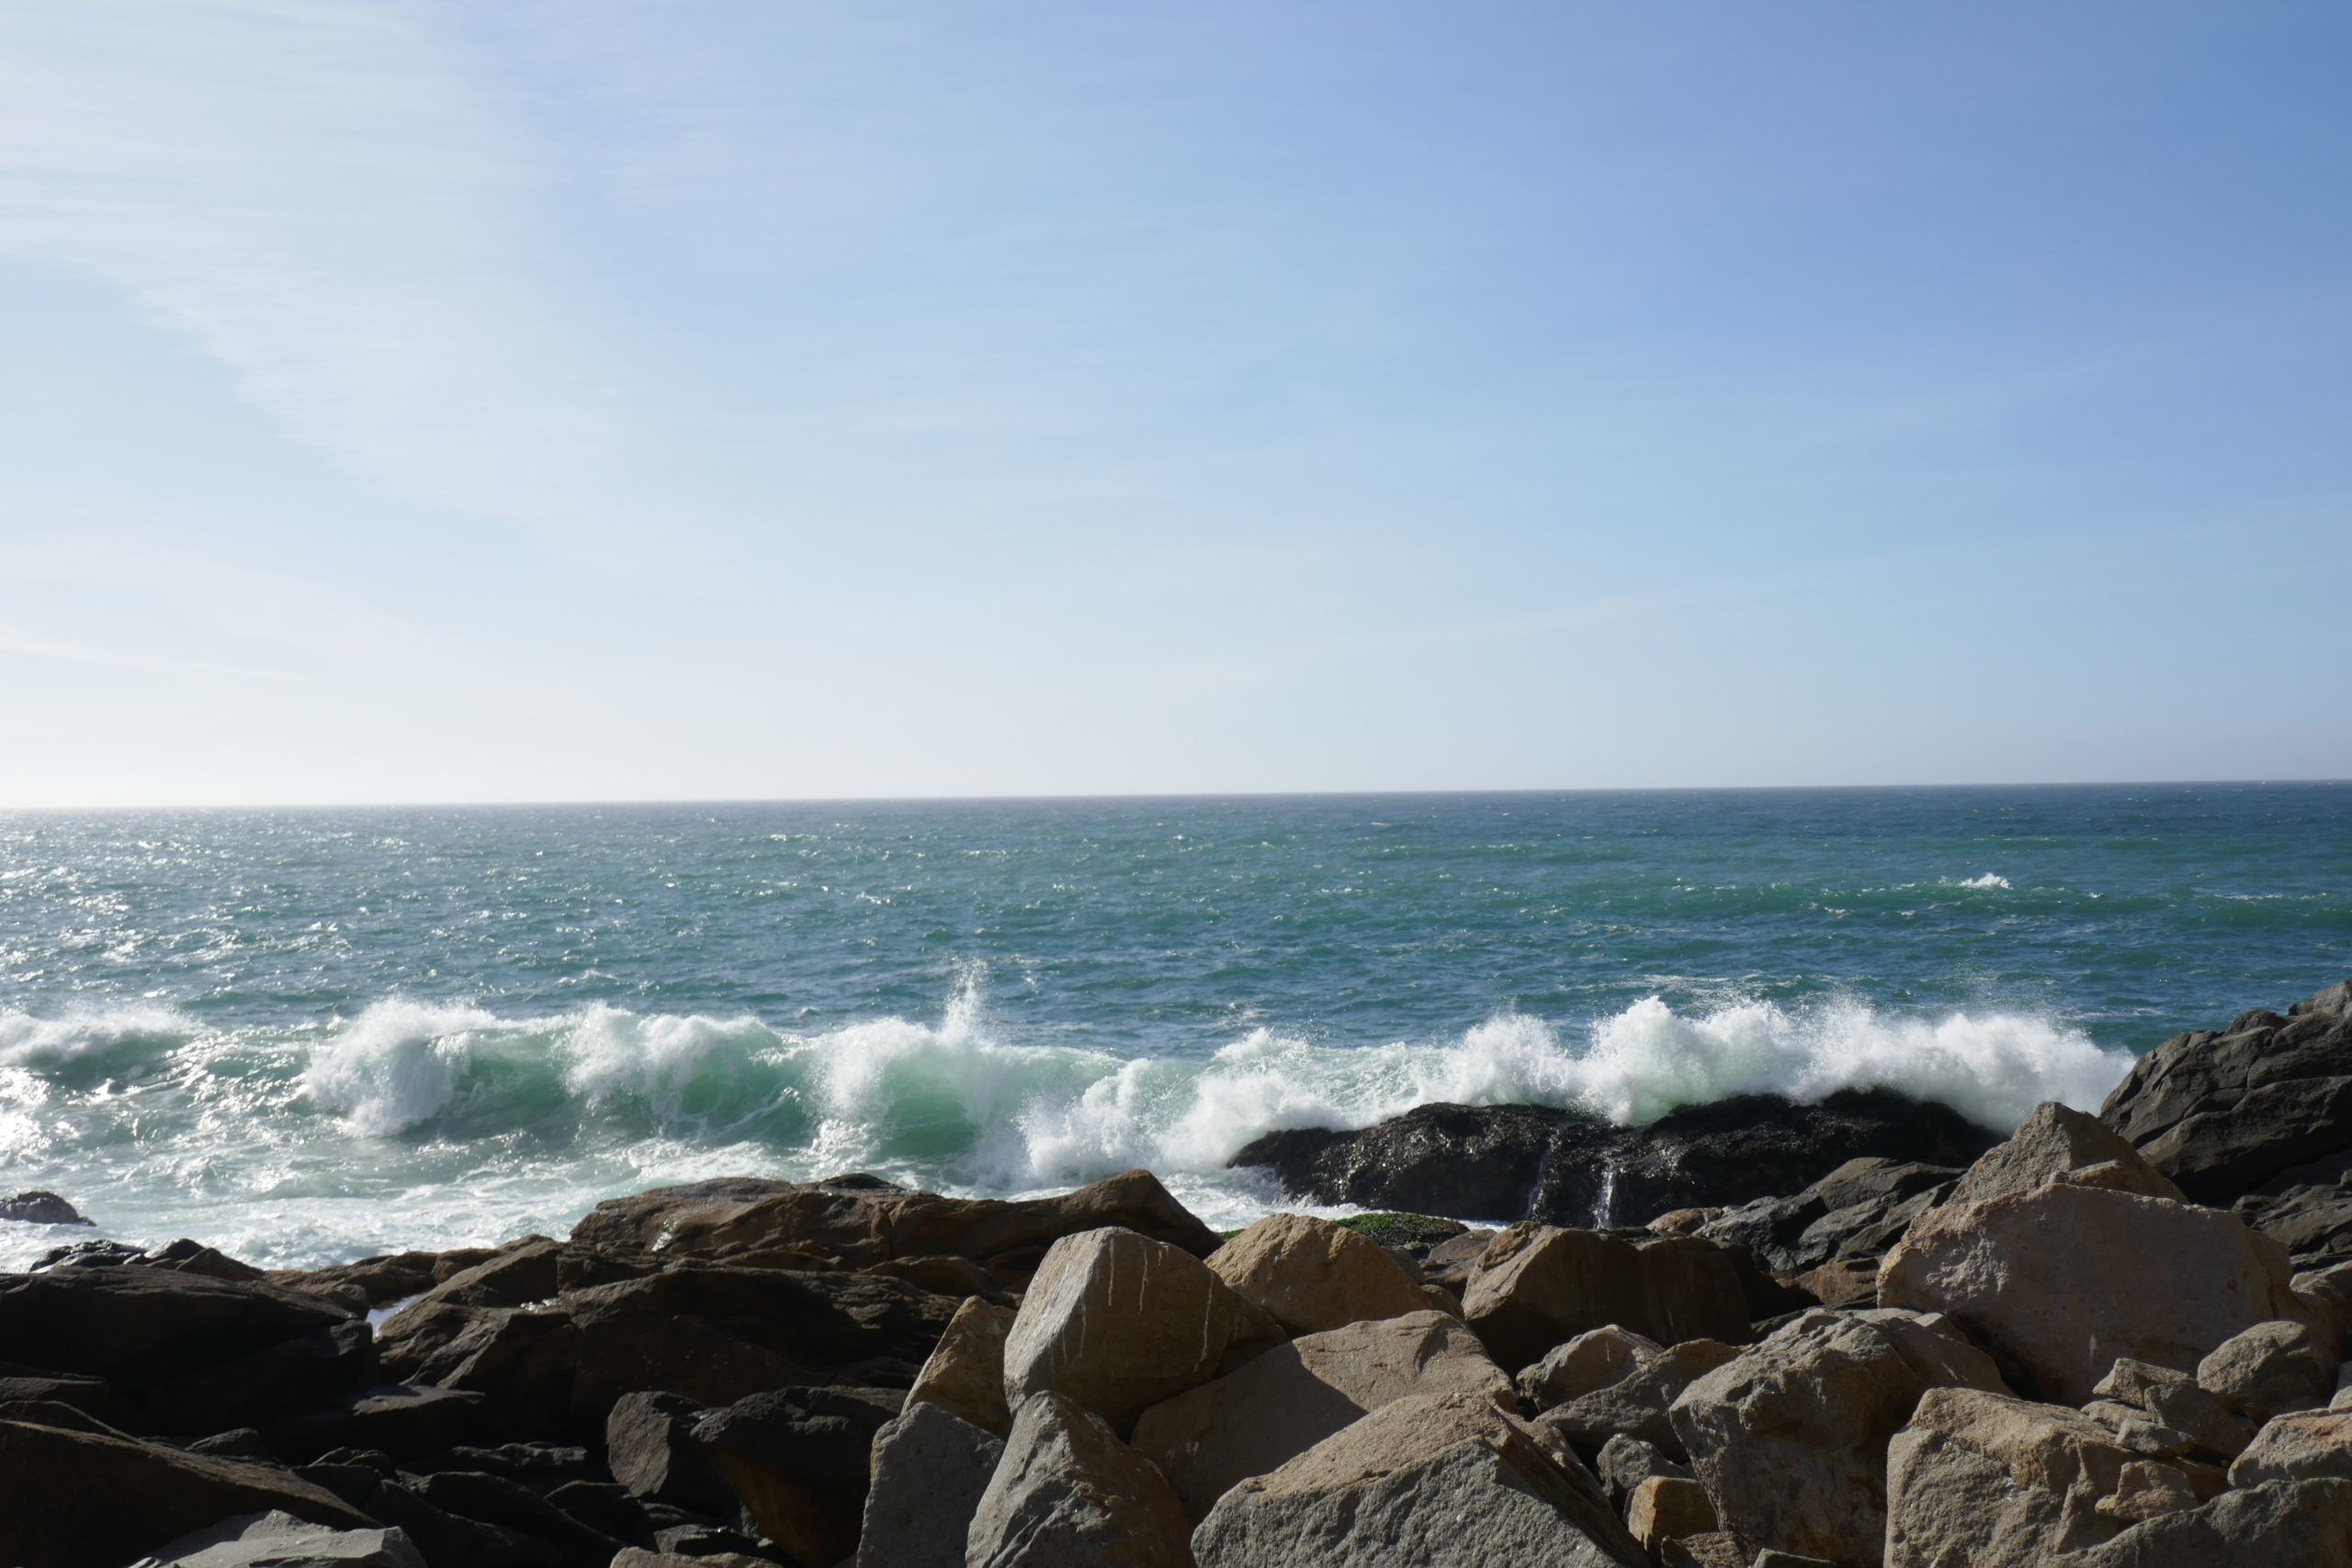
left=1883, top=1387, right=2212, bottom=1567
left=1667, top=1308, right=2007, bottom=1567
left=967, top=1391, right=1196, bottom=1568
left=2197, top=1319, right=2337, bottom=1425
left=1131, top=1309, right=1510, bottom=1518
left=0, top=1417, right=375, bottom=1568
left=857, top=1400, right=1004, bottom=1568
left=571, top=1168, right=1220, bottom=1284
left=1189, top=1390, right=1645, bottom=1567
left=1879, top=1181, right=2315, bottom=1404
left=1204, top=1212, right=1429, bottom=1335
left=125, top=1508, right=424, bottom=1568
left=904, top=1295, right=1016, bottom=1435
left=2066, top=1476, right=2352, bottom=1565
left=1535, top=1338, right=1743, bottom=1461
left=1001, top=1227, right=1282, bottom=1434
left=1945, top=1102, right=2184, bottom=1207
left=2099, top=979, right=2352, bottom=1205
left=1230, top=1090, right=2001, bottom=1229
left=1462, top=1225, right=1749, bottom=1371
left=2231, top=1409, right=2352, bottom=1488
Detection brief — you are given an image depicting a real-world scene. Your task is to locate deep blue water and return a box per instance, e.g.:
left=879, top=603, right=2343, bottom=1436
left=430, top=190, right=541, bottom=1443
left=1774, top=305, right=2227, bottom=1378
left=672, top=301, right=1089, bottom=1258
left=1, top=784, right=2345, bottom=1267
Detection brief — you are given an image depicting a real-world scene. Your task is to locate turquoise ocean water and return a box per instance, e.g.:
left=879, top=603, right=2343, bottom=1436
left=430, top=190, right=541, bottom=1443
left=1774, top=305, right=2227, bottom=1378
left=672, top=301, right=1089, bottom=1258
left=1, top=784, right=2346, bottom=1269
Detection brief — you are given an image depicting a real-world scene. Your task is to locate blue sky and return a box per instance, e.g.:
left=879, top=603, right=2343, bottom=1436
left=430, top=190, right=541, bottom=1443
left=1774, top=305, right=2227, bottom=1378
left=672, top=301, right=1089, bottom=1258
left=1, top=2, right=2346, bottom=805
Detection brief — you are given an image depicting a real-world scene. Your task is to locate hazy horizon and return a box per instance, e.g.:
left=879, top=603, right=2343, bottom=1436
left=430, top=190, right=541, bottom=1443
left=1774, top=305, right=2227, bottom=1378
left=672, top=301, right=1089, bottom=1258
left=4, top=4, right=2348, bottom=806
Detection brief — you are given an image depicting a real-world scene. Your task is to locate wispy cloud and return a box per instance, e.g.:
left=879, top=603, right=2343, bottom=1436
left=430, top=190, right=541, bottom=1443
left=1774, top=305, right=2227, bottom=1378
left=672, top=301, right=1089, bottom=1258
left=0, top=0, right=627, bottom=535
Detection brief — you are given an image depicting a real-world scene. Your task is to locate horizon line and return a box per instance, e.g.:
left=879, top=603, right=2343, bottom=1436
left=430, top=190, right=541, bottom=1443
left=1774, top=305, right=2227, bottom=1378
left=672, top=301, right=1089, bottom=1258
left=0, top=777, right=2344, bottom=814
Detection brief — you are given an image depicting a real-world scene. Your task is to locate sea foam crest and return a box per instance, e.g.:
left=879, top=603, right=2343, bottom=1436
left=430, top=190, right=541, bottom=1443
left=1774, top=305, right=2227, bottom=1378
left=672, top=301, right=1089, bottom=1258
left=0, top=1006, right=189, bottom=1068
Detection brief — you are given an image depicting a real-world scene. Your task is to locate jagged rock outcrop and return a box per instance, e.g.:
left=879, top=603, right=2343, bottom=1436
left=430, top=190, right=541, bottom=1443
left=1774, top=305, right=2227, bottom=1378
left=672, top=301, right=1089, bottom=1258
left=2099, top=980, right=2352, bottom=1243
left=1696, top=1157, right=1962, bottom=1278
left=1231, top=1090, right=2001, bottom=1229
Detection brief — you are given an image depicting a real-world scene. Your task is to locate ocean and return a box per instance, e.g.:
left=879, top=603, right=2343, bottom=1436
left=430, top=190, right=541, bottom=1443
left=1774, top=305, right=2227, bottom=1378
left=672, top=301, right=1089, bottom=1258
left=1, top=784, right=2346, bottom=1270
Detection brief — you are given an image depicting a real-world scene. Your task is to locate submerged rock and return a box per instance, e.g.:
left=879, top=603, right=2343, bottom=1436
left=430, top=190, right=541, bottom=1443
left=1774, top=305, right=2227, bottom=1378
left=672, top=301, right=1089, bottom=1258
left=0, top=1191, right=93, bottom=1227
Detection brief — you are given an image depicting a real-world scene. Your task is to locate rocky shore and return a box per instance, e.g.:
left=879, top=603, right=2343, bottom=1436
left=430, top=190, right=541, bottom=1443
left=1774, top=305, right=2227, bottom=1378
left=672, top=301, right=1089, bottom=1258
left=5, top=978, right=2352, bottom=1567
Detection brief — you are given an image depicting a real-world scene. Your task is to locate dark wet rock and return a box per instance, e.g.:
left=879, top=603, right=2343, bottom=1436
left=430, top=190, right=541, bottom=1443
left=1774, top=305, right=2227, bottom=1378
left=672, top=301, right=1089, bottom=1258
left=2100, top=978, right=2352, bottom=1205
left=413, top=1468, right=624, bottom=1561
left=266, top=1382, right=492, bottom=1464
left=142, top=1238, right=271, bottom=1283
left=0, top=1266, right=357, bottom=1392
left=1696, top=1157, right=1962, bottom=1278
left=0, top=1416, right=374, bottom=1568
left=572, top=1168, right=1220, bottom=1289
left=691, top=1385, right=903, bottom=1568
left=147, top=1319, right=377, bottom=1435
left=0, top=1367, right=145, bottom=1431
left=0, top=1191, right=92, bottom=1227
left=30, top=1237, right=146, bottom=1269
left=185, top=1427, right=277, bottom=1461
left=1461, top=1224, right=1751, bottom=1371
left=608, top=1391, right=738, bottom=1516
left=1231, top=1090, right=2001, bottom=1229
left=269, top=1251, right=445, bottom=1308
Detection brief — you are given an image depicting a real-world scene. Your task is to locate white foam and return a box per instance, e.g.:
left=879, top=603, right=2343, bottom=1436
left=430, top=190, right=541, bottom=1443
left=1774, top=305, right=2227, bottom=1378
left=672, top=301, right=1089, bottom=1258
left=301, top=998, right=503, bottom=1136
left=0, top=1006, right=188, bottom=1067
left=1953, top=873, right=2012, bottom=889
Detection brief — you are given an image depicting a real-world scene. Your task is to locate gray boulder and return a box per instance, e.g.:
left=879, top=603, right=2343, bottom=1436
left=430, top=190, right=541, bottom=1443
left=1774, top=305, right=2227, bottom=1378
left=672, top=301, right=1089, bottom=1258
left=1698, top=1159, right=1961, bottom=1277
left=692, top=1385, right=902, bottom=1568
left=856, top=1400, right=1003, bottom=1568
left=1668, top=1308, right=2007, bottom=1567
left=1946, top=1102, right=2184, bottom=1207
left=2198, top=1319, right=2337, bottom=1424
left=967, top=1391, right=1195, bottom=1568
left=1190, top=1391, right=1644, bottom=1567
left=1538, top=1338, right=1742, bottom=1461
left=1463, top=1225, right=1748, bottom=1371
left=2065, top=1476, right=2352, bottom=1565
left=126, top=1510, right=424, bottom=1568
left=2229, top=1408, right=2352, bottom=1487
left=1131, top=1309, right=1510, bottom=1519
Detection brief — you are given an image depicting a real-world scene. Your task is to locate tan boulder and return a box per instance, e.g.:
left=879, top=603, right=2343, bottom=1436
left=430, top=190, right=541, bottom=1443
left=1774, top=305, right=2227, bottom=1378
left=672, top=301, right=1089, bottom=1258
left=2066, top=1478, right=2352, bottom=1565
left=1657, top=1534, right=1747, bottom=1567
left=1945, top=1101, right=2184, bottom=1207
left=1883, top=1386, right=2211, bottom=1567
left=858, top=1400, right=1005, bottom=1568
left=1668, top=1308, right=2006, bottom=1567
left=1463, top=1226, right=1748, bottom=1371
left=1537, top=1338, right=1742, bottom=1461
left=1205, top=1213, right=1429, bottom=1335
left=1517, top=1325, right=1664, bottom=1411
left=1627, top=1474, right=1719, bottom=1554
left=1001, top=1227, right=1283, bottom=1434
left=905, top=1296, right=1015, bottom=1435
left=966, top=1391, right=1195, bottom=1568
left=2087, top=1358, right=2251, bottom=1461
left=2230, top=1408, right=2352, bottom=1487
left=1879, top=1181, right=2312, bottom=1404
left=2197, top=1319, right=2337, bottom=1424
left=1131, top=1309, right=1510, bottom=1518
left=1190, top=1391, right=1645, bottom=1567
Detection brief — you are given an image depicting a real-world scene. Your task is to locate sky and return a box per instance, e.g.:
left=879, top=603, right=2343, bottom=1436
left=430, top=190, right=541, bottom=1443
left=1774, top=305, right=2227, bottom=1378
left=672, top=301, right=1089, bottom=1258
left=0, top=2, right=2347, bottom=807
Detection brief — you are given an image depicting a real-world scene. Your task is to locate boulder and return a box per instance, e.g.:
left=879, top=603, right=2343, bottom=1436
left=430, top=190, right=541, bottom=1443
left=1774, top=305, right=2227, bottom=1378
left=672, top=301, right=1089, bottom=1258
left=905, top=1296, right=1016, bottom=1435
left=571, top=1168, right=1220, bottom=1283
left=2086, top=1359, right=2249, bottom=1461
left=0, top=1191, right=92, bottom=1226
left=146, top=1320, right=378, bottom=1434
left=857, top=1400, right=1004, bottom=1568
left=2230, top=1409, right=2352, bottom=1487
left=606, top=1391, right=737, bottom=1514
left=1204, top=1213, right=1429, bottom=1335
left=1229, top=1092, right=2000, bottom=1231
left=2065, top=1476, right=2352, bottom=1565
left=1001, top=1227, right=1282, bottom=1434
left=1518, top=1325, right=1664, bottom=1412
left=1883, top=1386, right=2209, bottom=1567
left=1657, top=1538, right=1747, bottom=1568
left=406, top=1469, right=621, bottom=1561
left=1131, top=1309, right=1510, bottom=1518
left=2098, top=980, right=2352, bottom=1203
left=1536, top=1338, right=1742, bottom=1461
left=2236, top=1149, right=2352, bottom=1267
left=691, top=1385, right=903, bottom=1568
left=967, top=1391, right=1196, bottom=1568
left=125, top=1508, right=424, bottom=1568
left=1697, top=1159, right=1960, bottom=1278
left=143, top=1239, right=270, bottom=1284
left=1878, top=1181, right=2313, bottom=1404
left=1627, top=1475, right=1718, bottom=1555
left=0, top=1266, right=356, bottom=1389
left=1462, top=1225, right=1749, bottom=1371
left=265, top=1382, right=491, bottom=1465
left=1945, top=1102, right=2184, bottom=1207
left=1667, top=1308, right=2006, bottom=1567
left=2197, top=1319, right=2337, bottom=1424
left=1593, top=1432, right=1692, bottom=1509
left=0, top=1417, right=375, bottom=1568
left=1190, top=1390, right=1644, bottom=1567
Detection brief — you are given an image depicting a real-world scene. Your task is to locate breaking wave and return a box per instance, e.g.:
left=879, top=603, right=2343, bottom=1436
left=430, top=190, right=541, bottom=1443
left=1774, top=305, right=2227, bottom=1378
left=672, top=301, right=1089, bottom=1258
left=288, top=976, right=2135, bottom=1190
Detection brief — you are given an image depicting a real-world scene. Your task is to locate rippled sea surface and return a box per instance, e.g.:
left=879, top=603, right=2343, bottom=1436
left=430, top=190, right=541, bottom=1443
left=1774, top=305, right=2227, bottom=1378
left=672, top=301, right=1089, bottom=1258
left=2, top=784, right=2346, bottom=1267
